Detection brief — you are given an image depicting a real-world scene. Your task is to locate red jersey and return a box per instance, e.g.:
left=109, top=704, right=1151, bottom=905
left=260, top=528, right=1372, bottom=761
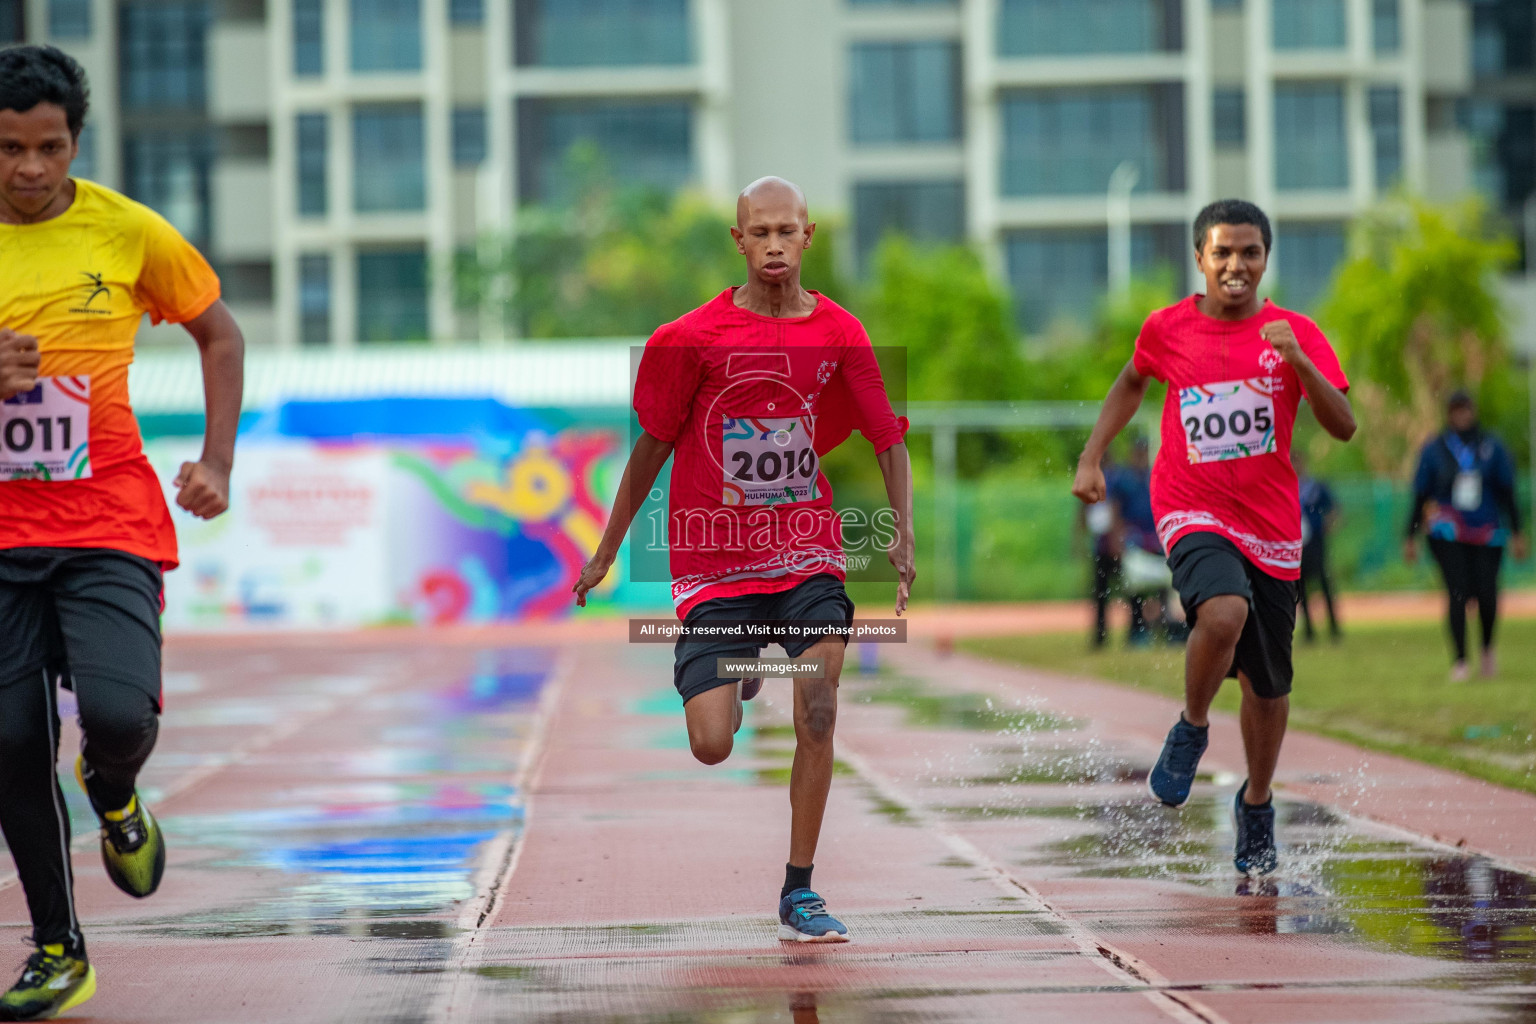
left=634, top=289, right=908, bottom=617
left=1134, top=296, right=1349, bottom=580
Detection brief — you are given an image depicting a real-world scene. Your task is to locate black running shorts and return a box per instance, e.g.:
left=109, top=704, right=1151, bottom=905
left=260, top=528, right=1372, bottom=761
left=673, top=573, right=854, bottom=704
left=1168, top=532, right=1297, bottom=699
left=0, top=547, right=165, bottom=706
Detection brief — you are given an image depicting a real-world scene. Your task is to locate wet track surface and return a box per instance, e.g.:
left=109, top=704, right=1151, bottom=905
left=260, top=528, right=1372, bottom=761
left=0, top=635, right=1532, bottom=1022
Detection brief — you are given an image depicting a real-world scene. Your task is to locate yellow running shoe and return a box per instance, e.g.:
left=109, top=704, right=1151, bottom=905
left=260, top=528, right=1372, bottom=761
left=0, top=945, right=95, bottom=1021
left=74, top=756, right=165, bottom=898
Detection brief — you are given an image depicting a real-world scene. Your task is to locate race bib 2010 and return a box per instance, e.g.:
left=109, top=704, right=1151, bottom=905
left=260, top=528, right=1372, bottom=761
left=1179, top=377, right=1276, bottom=464
left=0, top=376, right=92, bottom=481
left=722, top=415, right=819, bottom=506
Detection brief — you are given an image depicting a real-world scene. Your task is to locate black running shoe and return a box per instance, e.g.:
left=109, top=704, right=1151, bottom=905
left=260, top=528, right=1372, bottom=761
left=1232, top=781, right=1278, bottom=877
left=1148, top=715, right=1208, bottom=807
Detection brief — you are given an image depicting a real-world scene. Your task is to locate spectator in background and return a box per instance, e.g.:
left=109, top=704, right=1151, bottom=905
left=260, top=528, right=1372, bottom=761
left=1083, top=453, right=1131, bottom=648
left=1405, top=390, right=1527, bottom=681
left=1294, top=449, right=1341, bottom=642
left=1109, top=438, right=1170, bottom=645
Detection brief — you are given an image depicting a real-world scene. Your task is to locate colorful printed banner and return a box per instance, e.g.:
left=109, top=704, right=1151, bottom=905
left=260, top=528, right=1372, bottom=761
left=147, top=399, right=654, bottom=630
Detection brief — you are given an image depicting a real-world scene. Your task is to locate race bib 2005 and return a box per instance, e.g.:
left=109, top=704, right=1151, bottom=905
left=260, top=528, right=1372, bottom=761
left=0, top=376, right=91, bottom=481
left=722, top=416, right=819, bottom=506
left=1179, top=377, right=1276, bottom=464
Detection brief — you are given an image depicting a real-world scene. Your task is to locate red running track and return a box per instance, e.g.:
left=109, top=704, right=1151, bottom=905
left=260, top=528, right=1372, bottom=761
left=0, top=635, right=1533, bottom=1022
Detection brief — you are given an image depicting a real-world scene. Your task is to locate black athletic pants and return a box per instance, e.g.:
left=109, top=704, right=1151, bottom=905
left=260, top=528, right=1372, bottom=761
left=1091, top=553, right=1145, bottom=645
left=1297, top=538, right=1339, bottom=640
left=0, top=548, right=164, bottom=956
left=1426, top=538, right=1503, bottom=663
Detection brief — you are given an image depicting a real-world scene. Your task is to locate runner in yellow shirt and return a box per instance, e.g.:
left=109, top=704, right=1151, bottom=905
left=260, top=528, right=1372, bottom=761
left=0, top=45, right=244, bottom=1021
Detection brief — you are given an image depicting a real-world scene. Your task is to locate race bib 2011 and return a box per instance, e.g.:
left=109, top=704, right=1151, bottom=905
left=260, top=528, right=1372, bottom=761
left=1180, top=377, right=1276, bottom=464
left=722, top=415, right=819, bottom=506
left=0, top=376, right=91, bottom=481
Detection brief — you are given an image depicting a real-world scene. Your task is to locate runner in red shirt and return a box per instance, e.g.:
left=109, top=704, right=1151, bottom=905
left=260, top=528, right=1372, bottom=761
left=574, top=177, right=914, bottom=942
left=1072, top=200, right=1355, bottom=877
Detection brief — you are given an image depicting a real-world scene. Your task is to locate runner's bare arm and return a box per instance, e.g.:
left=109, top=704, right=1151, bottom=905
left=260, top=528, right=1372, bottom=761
left=876, top=441, right=915, bottom=616
left=174, top=300, right=245, bottom=520
left=0, top=329, right=40, bottom=401
left=1259, top=321, right=1355, bottom=441
left=574, top=430, right=675, bottom=607
left=1073, top=360, right=1150, bottom=505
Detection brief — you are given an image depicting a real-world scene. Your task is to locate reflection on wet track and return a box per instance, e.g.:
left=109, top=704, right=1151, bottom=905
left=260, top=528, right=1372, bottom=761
left=0, top=639, right=1532, bottom=1023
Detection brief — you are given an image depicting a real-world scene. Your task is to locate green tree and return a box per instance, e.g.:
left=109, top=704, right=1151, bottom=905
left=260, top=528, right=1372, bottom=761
left=861, top=235, right=1024, bottom=403
left=456, top=156, right=848, bottom=339
left=1319, top=195, right=1519, bottom=476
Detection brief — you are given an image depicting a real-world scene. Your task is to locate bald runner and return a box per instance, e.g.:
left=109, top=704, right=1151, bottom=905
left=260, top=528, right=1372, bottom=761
left=574, top=176, right=914, bottom=942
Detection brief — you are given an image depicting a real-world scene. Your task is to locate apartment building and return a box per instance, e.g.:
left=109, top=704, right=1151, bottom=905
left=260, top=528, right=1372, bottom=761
left=8, top=0, right=1482, bottom=345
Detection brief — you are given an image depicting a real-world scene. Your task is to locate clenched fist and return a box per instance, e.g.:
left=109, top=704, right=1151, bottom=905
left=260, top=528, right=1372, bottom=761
left=1259, top=320, right=1305, bottom=367
left=0, top=329, right=41, bottom=401
left=174, top=460, right=230, bottom=519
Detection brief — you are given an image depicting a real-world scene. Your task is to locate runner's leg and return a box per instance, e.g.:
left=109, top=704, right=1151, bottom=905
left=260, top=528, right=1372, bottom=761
left=1428, top=538, right=1471, bottom=664
left=1236, top=671, right=1288, bottom=805
left=684, top=684, right=739, bottom=765
left=788, top=636, right=844, bottom=869
left=0, top=667, right=84, bottom=956
left=53, top=552, right=163, bottom=814
left=0, top=559, right=84, bottom=956
left=1091, top=554, right=1112, bottom=646
left=1183, top=594, right=1247, bottom=727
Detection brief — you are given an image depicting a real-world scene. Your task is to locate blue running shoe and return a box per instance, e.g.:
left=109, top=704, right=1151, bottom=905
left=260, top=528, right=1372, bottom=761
left=1148, top=715, right=1208, bottom=807
left=778, top=889, right=850, bottom=943
left=1232, top=781, right=1278, bottom=877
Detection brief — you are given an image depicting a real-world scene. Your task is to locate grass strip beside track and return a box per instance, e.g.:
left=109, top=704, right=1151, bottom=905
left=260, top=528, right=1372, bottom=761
left=962, top=620, right=1536, bottom=796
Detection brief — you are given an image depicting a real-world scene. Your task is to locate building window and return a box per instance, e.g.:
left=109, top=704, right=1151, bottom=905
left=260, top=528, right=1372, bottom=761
left=997, top=0, right=1181, bottom=57
left=1369, top=86, right=1401, bottom=190
left=517, top=98, right=693, bottom=204
left=853, top=181, right=965, bottom=270
left=849, top=42, right=961, bottom=145
left=219, top=260, right=274, bottom=304
left=120, top=1, right=210, bottom=110
left=1274, top=82, right=1348, bottom=189
left=514, top=0, right=689, bottom=67
left=72, top=124, right=97, bottom=180
left=353, top=105, right=425, bottom=212
left=299, top=254, right=331, bottom=346
left=49, top=0, right=91, bottom=38
left=1213, top=88, right=1245, bottom=146
left=0, top=0, right=22, bottom=44
left=1277, top=221, right=1345, bottom=311
left=357, top=248, right=428, bottom=342
left=123, top=133, right=212, bottom=245
left=1006, top=224, right=1182, bottom=331
left=351, top=0, right=421, bottom=72
left=1272, top=0, right=1345, bottom=50
left=452, top=107, right=487, bottom=167
left=450, top=0, right=483, bottom=24
left=1001, top=85, right=1185, bottom=196
left=1372, top=0, right=1400, bottom=53
left=293, top=0, right=323, bottom=75
left=296, top=113, right=327, bottom=216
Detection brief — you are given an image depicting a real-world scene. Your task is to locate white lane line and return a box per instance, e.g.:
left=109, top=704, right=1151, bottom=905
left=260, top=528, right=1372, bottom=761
left=836, top=744, right=1230, bottom=1024
left=429, top=650, right=572, bottom=1024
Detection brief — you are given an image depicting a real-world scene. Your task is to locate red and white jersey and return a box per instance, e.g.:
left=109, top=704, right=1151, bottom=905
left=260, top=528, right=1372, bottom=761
left=1134, top=296, right=1349, bottom=580
left=634, top=289, right=907, bottom=617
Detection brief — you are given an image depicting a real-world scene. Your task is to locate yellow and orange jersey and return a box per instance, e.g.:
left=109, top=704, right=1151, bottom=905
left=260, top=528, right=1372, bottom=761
left=0, top=178, right=221, bottom=568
